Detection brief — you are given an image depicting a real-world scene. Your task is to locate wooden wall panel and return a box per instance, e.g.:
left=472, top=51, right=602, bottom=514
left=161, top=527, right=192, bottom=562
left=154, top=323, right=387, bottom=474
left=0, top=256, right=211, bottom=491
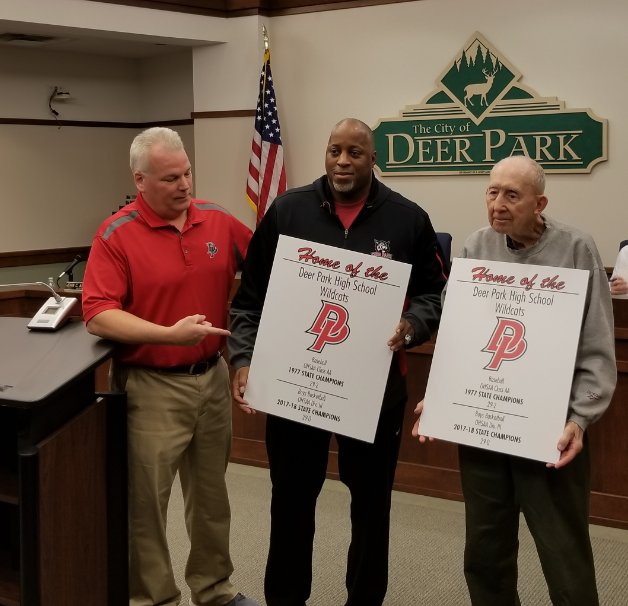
left=192, top=110, right=257, bottom=119
left=0, top=119, right=193, bottom=129
left=0, top=289, right=82, bottom=319
left=92, top=0, right=421, bottom=17
left=588, top=373, right=628, bottom=497
left=91, top=0, right=227, bottom=17
left=95, top=360, right=112, bottom=393
left=38, top=400, right=108, bottom=606
left=0, top=246, right=90, bottom=269
left=0, top=555, right=19, bottom=606
left=7, top=286, right=625, bottom=528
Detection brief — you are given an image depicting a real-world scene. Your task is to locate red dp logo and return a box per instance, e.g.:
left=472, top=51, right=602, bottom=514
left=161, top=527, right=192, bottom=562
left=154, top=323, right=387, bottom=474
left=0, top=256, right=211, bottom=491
left=306, top=301, right=350, bottom=353
left=482, top=317, right=527, bottom=371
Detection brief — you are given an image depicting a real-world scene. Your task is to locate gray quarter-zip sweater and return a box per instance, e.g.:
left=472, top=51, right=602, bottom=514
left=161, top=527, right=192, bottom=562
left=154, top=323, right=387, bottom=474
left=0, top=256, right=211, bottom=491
left=459, top=215, right=616, bottom=431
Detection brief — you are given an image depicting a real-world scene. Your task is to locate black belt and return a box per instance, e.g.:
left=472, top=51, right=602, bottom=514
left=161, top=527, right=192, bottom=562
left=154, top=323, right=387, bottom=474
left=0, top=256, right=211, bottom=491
left=159, top=352, right=222, bottom=375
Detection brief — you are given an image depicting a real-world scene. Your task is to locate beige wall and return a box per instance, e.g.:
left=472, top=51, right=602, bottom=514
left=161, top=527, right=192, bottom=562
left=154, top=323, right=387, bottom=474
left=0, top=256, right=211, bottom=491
left=192, top=15, right=269, bottom=229
left=192, top=0, right=627, bottom=266
left=0, top=0, right=227, bottom=44
left=0, top=45, right=194, bottom=123
left=269, top=0, right=625, bottom=266
left=0, top=122, right=194, bottom=253
left=140, top=51, right=194, bottom=122
left=193, top=16, right=267, bottom=113
left=0, top=41, right=195, bottom=253
left=0, top=0, right=626, bottom=266
left=0, top=124, right=135, bottom=251
left=0, top=46, right=142, bottom=121
left=0, top=0, right=214, bottom=256
left=194, top=117, right=257, bottom=229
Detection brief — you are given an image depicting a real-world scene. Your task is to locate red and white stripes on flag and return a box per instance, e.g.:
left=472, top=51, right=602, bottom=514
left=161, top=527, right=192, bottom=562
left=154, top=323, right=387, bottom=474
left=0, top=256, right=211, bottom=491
left=246, top=48, right=286, bottom=227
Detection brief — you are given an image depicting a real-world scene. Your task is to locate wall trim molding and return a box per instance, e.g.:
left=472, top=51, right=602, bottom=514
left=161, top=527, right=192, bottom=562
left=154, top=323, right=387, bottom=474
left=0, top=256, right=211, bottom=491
left=91, top=0, right=422, bottom=18
left=0, top=247, right=92, bottom=269
left=89, top=0, right=228, bottom=18
left=191, top=110, right=257, bottom=119
left=0, top=112, right=263, bottom=126
left=267, top=0, right=417, bottom=16
left=0, top=118, right=194, bottom=129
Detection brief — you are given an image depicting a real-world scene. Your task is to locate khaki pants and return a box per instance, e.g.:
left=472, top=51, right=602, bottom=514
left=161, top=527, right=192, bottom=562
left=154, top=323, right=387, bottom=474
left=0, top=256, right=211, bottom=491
left=112, top=359, right=237, bottom=606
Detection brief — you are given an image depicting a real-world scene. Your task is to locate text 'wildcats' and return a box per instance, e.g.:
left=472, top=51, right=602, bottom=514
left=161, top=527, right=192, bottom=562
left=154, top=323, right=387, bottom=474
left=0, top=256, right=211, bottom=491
left=373, top=32, right=607, bottom=175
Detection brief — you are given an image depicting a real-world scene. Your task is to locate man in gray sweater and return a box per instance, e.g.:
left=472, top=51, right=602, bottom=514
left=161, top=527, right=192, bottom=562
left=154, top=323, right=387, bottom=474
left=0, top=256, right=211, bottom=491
left=415, top=156, right=616, bottom=606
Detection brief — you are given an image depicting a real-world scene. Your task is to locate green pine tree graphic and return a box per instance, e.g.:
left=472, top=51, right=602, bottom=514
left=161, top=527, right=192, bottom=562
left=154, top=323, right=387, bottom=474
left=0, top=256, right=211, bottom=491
left=441, top=38, right=515, bottom=120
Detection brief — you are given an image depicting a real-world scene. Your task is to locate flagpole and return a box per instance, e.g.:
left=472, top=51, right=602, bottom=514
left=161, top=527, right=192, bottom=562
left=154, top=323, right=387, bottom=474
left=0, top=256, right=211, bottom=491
left=261, top=26, right=269, bottom=121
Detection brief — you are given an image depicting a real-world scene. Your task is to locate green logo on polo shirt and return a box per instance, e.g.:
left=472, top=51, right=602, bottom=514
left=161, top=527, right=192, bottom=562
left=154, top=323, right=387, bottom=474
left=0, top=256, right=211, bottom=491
left=373, top=32, right=607, bottom=175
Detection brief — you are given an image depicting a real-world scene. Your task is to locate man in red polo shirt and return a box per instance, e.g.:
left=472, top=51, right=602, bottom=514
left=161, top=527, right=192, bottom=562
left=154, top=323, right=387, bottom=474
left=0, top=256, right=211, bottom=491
left=82, top=127, right=258, bottom=606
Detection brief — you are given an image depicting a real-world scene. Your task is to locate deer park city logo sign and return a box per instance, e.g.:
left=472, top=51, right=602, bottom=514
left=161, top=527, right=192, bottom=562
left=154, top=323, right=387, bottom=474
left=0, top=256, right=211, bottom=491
left=372, top=33, right=607, bottom=175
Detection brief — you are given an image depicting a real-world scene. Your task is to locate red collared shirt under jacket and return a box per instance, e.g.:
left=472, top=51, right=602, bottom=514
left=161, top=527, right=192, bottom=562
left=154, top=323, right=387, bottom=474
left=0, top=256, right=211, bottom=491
left=82, top=192, right=252, bottom=367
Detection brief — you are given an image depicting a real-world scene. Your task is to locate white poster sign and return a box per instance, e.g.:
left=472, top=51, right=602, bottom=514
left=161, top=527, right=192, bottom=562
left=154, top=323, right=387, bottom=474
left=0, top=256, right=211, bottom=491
left=245, top=235, right=411, bottom=443
left=420, top=258, right=589, bottom=463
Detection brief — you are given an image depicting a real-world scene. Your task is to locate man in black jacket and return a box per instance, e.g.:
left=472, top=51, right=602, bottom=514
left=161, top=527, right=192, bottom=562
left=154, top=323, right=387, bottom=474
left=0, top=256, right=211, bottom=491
left=228, top=118, right=447, bottom=606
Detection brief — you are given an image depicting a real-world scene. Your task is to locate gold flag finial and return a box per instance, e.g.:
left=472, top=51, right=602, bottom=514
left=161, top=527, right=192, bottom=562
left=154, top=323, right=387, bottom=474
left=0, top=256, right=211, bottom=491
left=262, top=24, right=269, bottom=53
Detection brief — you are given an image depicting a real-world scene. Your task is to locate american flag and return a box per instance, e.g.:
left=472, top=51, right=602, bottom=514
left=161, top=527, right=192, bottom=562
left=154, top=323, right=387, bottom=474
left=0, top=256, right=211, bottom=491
left=246, top=48, right=286, bottom=227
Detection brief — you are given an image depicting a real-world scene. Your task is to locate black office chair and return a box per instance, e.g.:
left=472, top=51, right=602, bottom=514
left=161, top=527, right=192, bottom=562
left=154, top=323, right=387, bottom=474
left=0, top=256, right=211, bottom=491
left=436, top=232, right=452, bottom=262
left=620, top=240, right=628, bottom=251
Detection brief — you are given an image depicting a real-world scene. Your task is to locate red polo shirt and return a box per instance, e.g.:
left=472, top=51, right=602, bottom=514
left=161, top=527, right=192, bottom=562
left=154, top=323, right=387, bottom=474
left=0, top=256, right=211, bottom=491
left=82, top=193, right=252, bottom=367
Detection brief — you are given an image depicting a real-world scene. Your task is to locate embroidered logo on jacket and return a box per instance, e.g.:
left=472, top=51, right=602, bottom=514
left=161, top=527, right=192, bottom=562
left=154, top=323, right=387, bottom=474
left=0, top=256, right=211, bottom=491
left=372, top=239, right=393, bottom=259
left=207, top=242, right=218, bottom=257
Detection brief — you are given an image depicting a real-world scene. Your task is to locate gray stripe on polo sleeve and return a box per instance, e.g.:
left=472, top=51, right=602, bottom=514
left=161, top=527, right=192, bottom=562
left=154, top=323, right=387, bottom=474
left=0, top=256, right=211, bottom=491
left=102, top=211, right=140, bottom=241
left=193, top=202, right=230, bottom=214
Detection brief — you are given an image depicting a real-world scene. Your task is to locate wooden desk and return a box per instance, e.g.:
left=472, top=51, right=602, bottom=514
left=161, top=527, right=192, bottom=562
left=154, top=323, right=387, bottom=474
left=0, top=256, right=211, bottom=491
left=0, top=298, right=126, bottom=606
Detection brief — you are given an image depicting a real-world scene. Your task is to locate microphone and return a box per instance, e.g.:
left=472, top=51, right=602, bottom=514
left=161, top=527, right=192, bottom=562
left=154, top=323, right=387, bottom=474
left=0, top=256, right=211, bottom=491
left=59, top=254, right=84, bottom=279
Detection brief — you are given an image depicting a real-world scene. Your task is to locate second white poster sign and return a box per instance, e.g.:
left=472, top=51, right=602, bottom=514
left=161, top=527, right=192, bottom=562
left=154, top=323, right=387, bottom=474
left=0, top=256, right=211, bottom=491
left=420, top=258, right=589, bottom=463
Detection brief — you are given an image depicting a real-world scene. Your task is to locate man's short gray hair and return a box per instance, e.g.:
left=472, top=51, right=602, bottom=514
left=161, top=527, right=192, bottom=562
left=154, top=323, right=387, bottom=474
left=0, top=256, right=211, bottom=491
left=492, top=156, right=546, bottom=194
left=130, top=127, right=184, bottom=173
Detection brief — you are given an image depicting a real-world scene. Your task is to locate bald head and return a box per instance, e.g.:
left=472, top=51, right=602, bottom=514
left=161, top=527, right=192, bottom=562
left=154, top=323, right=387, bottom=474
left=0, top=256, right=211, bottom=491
left=491, top=156, right=546, bottom=195
left=329, top=118, right=375, bottom=153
